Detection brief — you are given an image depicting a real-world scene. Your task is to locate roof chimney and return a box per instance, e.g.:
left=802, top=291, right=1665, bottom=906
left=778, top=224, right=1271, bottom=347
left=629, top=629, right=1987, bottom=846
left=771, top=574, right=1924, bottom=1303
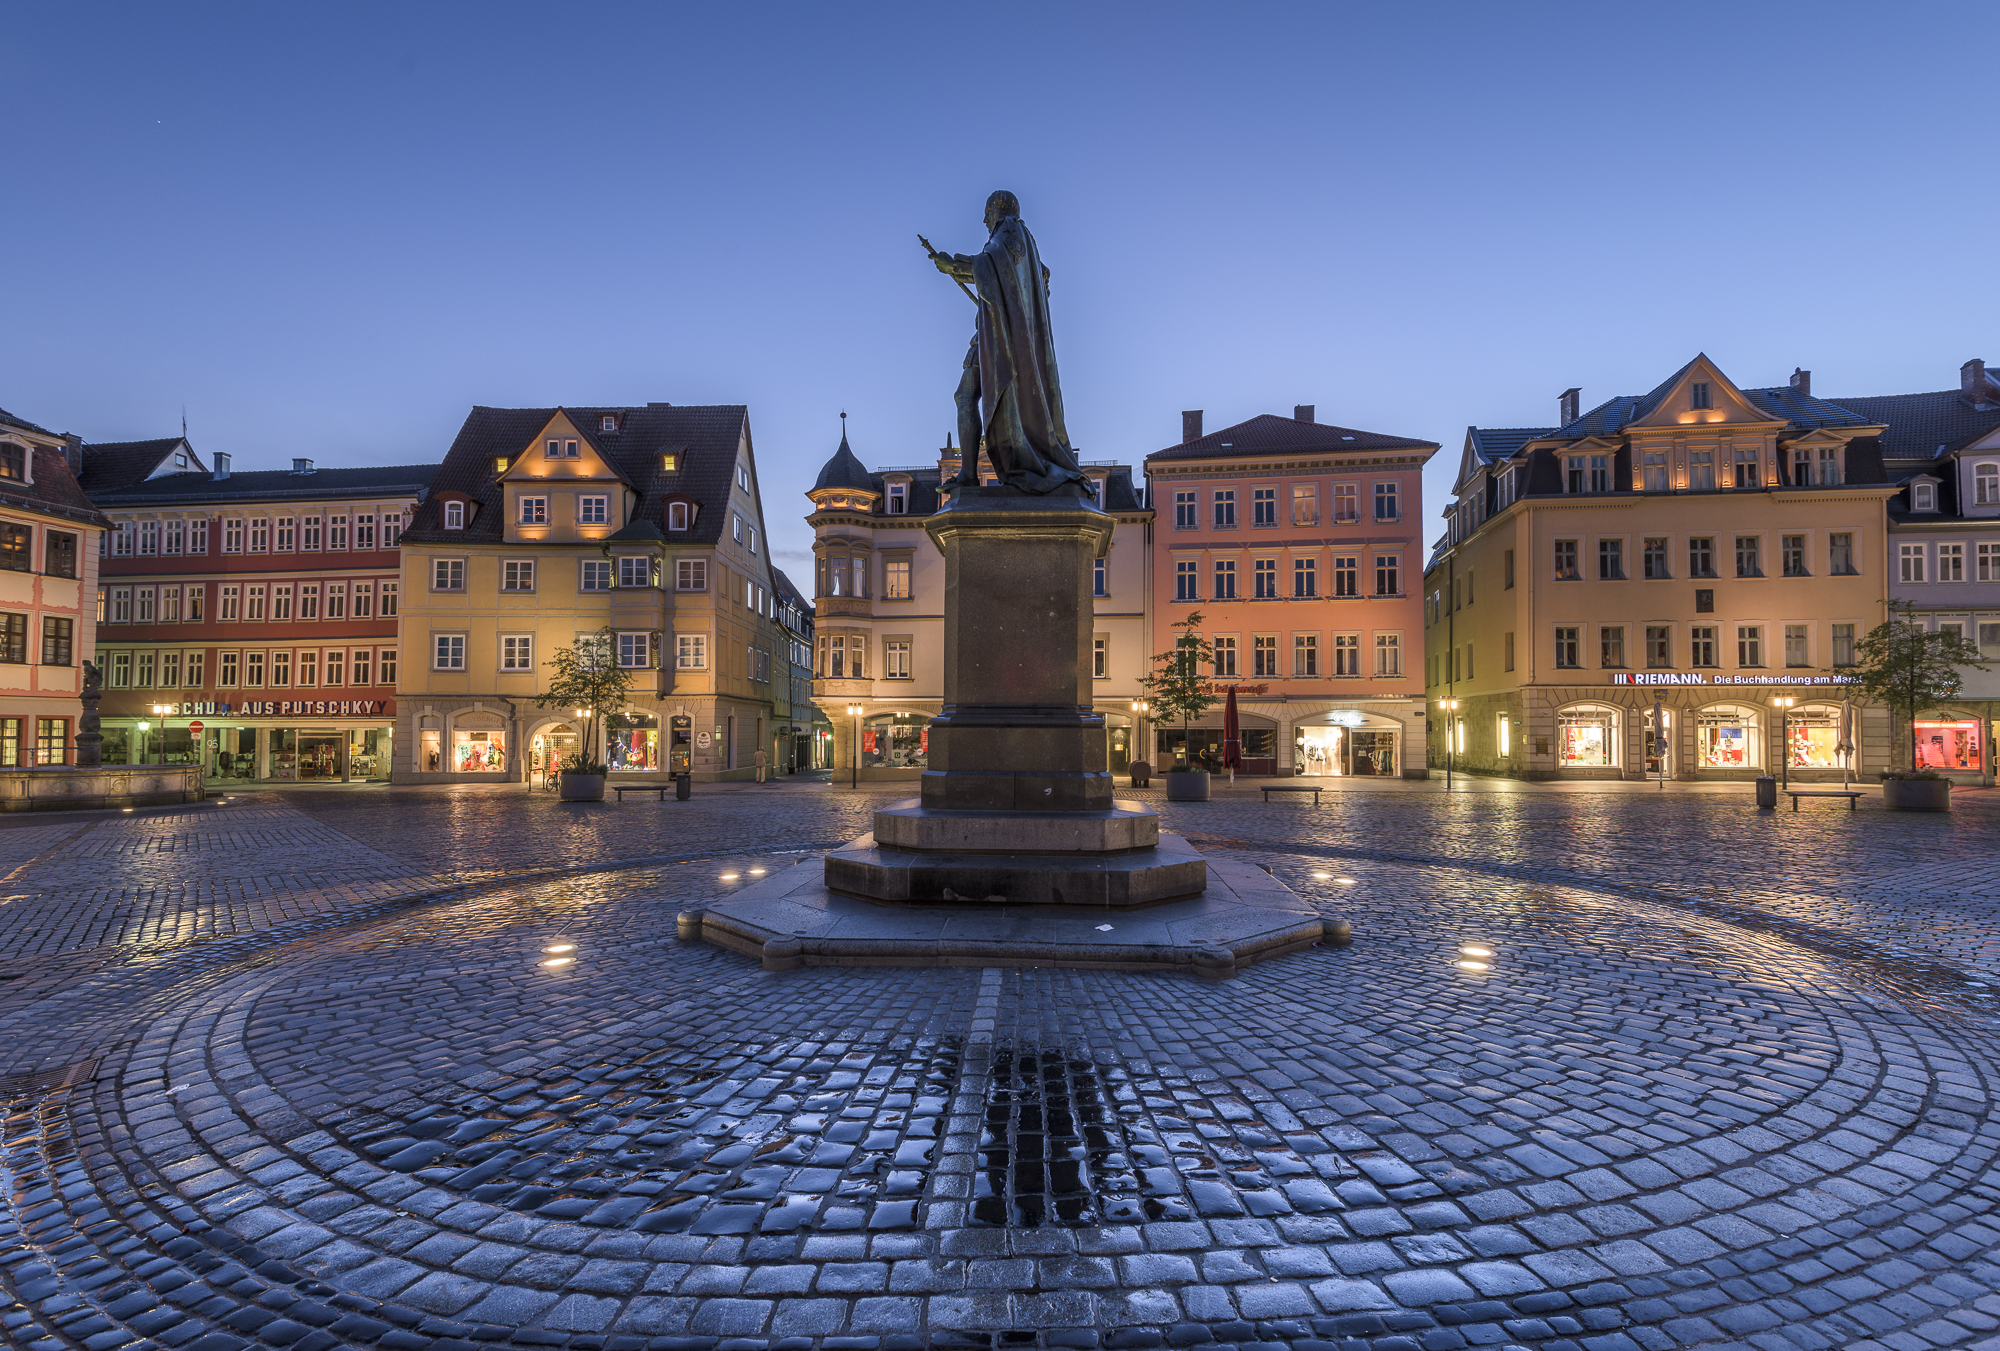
left=1790, top=367, right=1811, bottom=396
left=1559, top=388, right=1581, bottom=426
left=60, top=432, right=82, bottom=477
left=291, top=457, right=315, bottom=475
left=1181, top=410, right=1203, bottom=444
left=1965, top=358, right=1996, bottom=410
left=212, top=452, right=230, bottom=481
left=1294, top=404, right=1315, bottom=424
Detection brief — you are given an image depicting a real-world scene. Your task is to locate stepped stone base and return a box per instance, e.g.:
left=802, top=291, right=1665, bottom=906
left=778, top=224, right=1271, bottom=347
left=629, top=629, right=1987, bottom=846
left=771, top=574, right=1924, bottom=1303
left=872, top=798, right=1159, bottom=854
left=688, top=851, right=1342, bottom=980
left=826, top=828, right=1205, bottom=908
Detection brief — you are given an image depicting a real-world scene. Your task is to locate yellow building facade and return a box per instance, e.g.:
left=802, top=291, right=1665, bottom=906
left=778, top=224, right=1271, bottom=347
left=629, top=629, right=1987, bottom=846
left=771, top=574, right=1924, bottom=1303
left=395, top=404, right=788, bottom=783
left=1425, top=356, right=1895, bottom=781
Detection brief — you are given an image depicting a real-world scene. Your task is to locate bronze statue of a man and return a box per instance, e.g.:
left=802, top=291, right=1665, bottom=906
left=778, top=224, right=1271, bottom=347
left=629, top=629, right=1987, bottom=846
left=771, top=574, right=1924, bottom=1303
left=925, top=192, right=1093, bottom=496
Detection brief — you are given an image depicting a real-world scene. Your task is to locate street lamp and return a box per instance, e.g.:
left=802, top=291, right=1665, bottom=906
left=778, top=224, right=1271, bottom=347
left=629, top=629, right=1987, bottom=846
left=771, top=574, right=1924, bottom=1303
left=1439, top=698, right=1459, bottom=789
left=137, top=719, right=151, bottom=765
left=1652, top=698, right=1669, bottom=789
left=1772, top=696, right=1797, bottom=789
left=846, top=704, right=864, bottom=789
left=152, top=703, right=171, bottom=765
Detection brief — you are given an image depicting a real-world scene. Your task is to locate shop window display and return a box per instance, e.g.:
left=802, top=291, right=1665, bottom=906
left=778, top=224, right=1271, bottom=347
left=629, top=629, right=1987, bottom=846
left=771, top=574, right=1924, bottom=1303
left=608, top=723, right=661, bottom=771
left=1787, top=707, right=1848, bottom=770
left=1914, top=721, right=1982, bottom=772
left=1557, top=705, right=1617, bottom=768
left=861, top=713, right=930, bottom=770
left=1697, top=706, right=1758, bottom=769
left=453, top=730, right=506, bottom=773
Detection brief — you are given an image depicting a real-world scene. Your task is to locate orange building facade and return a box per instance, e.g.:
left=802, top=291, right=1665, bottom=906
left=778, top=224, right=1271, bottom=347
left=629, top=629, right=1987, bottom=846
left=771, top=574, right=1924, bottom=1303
left=1144, top=407, right=1437, bottom=777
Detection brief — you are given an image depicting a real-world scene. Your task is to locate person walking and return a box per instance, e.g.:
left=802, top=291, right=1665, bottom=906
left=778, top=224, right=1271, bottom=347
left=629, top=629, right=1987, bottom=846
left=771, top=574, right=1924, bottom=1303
left=754, top=746, right=768, bottom=785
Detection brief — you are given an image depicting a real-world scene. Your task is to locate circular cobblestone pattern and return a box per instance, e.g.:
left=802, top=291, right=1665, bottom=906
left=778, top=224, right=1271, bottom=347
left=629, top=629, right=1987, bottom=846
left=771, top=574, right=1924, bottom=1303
left=3, top=782, right=1999, bottom=1351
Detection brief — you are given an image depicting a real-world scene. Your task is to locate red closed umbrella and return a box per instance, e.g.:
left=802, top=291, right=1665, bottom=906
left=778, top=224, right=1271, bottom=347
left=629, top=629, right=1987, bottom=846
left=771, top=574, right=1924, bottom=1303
left=1221, top=685, right=1243, bottom=774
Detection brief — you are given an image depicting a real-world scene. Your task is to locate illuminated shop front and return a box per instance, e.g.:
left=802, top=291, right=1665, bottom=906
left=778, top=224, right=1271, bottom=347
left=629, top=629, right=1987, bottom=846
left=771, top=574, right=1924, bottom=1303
left=1557, top=704, right=1619, bottom=769
left=1294, top=709, right=1402, bottom=776
left=1696, top=705, right=1759, bottom=770
left=862, top=712, right=930, bottom=771
left=1786, top=705, right=1849, bottom=770
left=607, top=713, right=661, bottom=772
left=1914, top=720, right=1983, bottom=773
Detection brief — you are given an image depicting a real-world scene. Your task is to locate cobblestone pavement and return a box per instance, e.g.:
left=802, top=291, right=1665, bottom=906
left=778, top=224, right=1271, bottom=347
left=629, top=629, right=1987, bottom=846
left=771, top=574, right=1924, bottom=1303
left=2, top=783, right=1998, bottom=1351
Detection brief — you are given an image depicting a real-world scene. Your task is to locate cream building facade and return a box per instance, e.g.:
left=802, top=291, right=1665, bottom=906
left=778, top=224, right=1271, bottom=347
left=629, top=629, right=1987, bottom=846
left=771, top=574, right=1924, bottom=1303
left=395, top=404, right=787, bottom=784
left=806, top=434, right=1154, bottom=784
left=1425, top=356, right=1896, bottom=781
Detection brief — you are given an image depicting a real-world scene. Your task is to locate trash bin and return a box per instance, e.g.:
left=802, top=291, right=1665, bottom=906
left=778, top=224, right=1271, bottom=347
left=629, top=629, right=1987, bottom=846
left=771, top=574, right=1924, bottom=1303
left=676, top=773, right=692, bottom=801
left=1754, top=775, right=1777, bottom=809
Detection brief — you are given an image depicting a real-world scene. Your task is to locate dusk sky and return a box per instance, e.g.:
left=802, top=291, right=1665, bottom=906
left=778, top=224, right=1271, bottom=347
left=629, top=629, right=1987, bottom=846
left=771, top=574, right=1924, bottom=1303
left=5, top=3, right=1995, bottom=582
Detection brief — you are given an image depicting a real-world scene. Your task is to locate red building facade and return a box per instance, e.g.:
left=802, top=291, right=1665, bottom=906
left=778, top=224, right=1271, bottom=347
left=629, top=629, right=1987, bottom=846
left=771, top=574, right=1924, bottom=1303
left=86, top=449, right=436, bottom=781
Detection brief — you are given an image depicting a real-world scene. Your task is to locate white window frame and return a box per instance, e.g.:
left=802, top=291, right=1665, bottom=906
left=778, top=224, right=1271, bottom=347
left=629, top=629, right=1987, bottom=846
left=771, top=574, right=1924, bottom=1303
left=518, top=495, right=549, bottom=525
left=432, top=558, right=466, bottom=591
left=433, top=633, right=467, bottom=670
left=579, top=495, right=609, bottom=525
left=443, top=501, right=465, bottom=530
left=500, top=634, right=534, bottom=671
left=579, top=559, right=612, bottom=591
left=677, top=634, right=707, bottom=669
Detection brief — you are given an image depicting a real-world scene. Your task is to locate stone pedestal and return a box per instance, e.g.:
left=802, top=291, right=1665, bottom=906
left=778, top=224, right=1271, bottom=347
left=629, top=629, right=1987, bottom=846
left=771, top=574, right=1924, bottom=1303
left=920, top=489, right=1115, bottom=813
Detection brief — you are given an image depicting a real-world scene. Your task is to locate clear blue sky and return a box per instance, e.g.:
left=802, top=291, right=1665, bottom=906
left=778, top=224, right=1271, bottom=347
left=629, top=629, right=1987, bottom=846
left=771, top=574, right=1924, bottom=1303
left=5, top=3, right=1994, bottom=581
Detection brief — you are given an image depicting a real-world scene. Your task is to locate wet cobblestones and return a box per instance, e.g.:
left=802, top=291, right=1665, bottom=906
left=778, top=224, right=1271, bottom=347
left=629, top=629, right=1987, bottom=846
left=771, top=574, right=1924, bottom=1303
left=1, top=784, right=1998, bottom=1348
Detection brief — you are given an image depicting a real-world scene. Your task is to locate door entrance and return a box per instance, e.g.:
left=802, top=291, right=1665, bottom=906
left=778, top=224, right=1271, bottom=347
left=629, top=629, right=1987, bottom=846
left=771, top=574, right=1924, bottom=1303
left=532, top=724, right=581, bottom=783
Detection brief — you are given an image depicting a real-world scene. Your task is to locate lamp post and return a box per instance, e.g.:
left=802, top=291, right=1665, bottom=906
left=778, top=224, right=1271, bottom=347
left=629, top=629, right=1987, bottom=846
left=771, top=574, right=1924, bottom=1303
left=574, top=708, right=592, bottom=773
left=152, top=703, right=171, bottom=765
left=1439, top=698, right=1459, bottom=789
left=846, top=704, right=863, bottom=790
left=1772, top=696, right=1797, bottom=789
left=136, top=719, right=151, bottom=766
left=1130, top=699, right=1148, bottom=774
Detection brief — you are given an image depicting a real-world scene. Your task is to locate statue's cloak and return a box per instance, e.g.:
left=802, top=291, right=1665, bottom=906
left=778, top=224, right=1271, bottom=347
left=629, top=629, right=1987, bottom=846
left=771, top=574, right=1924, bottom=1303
left=971, top=217, right=1092, bottom=495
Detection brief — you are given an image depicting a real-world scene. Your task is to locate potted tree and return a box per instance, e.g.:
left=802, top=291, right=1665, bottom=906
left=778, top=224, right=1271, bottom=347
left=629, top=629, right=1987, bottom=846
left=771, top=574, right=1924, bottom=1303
left=1142, top=611, right=1218, bottom=802
left=536, top=627, right=635, bottom=803
left=1851, top=602, right=1989, bottom=812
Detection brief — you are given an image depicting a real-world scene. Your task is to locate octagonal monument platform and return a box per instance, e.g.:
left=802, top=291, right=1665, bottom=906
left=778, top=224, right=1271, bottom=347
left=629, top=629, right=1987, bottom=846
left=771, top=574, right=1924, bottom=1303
left=695, top=487, right=1335, bottom=977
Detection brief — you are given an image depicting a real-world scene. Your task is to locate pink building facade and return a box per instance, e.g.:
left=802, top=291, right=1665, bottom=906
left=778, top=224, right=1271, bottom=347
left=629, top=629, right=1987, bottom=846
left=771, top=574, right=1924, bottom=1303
left=1144, top=407, right=1437, bottom=777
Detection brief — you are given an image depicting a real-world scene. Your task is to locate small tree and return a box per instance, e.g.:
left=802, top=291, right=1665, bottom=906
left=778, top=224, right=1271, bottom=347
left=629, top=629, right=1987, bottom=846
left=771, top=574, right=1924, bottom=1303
left=535, top=627, right=637, bottom=773
left=1141, top=610, right=1217, bottom=772
left=1850, top=602, right=1991, bottom=772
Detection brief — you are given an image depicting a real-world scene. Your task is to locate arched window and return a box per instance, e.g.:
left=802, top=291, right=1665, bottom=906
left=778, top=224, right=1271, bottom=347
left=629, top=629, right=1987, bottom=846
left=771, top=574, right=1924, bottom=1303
left=1696, top=704, right=1760, bottom=769
left=1556, top=703, right=1619, bottom=768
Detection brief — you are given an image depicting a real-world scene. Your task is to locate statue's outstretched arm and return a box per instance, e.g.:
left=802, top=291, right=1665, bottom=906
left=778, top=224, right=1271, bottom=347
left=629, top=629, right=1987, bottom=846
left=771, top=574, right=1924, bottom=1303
left=933, top=252, right=977, bottom=283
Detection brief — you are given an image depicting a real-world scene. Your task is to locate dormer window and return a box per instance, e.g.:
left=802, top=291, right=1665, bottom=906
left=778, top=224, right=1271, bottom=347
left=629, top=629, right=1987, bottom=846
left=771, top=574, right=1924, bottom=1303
left=668, top=501, right=690, bottom=531
left=1691, top=382, right=1712, bottom=410
left=494, top=457, right=508, bottom=473
left=601, top=415, right=618, bottom=433
left=661, top=453, right=678, bottom=473
left=1565, top=457, right=1585, bottom=494
left=444, top=501, right=465, bottom=530
left=1913, top=482, right=1936, bottom=512
left=0, top=443, right=23, bottom=481
left=1975, top=463, right=1999, bottom=506
left=887, top=483, right=907, bottom=515
left=546, top=439, right=578, bottom=458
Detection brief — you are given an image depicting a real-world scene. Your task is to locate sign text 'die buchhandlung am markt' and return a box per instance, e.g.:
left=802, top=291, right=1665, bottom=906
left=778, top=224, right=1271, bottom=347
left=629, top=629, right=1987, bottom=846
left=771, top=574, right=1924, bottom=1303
left=1609, top=673, right=1856, bottom=687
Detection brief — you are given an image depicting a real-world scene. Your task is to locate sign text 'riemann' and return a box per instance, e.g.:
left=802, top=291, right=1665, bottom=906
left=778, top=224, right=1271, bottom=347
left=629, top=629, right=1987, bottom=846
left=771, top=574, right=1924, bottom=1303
left=1610, top=674, right=1856, bottom=687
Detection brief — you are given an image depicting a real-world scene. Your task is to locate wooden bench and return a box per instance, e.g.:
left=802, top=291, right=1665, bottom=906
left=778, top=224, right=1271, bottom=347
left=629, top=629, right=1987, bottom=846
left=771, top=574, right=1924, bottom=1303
left=1261, top=785, right=1323, bottom=806
left=1787, top=789, right=1862, bottom=811
left=613, top=784, right=672, bottom=802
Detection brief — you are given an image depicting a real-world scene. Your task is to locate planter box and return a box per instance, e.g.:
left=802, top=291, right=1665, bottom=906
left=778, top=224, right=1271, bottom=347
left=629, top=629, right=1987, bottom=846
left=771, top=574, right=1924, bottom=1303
left=560, top=773, right=606, bottom=802
left=1882, top=778, right=1950, bottom=812
left=1165, top=769, right=1210, bottom=802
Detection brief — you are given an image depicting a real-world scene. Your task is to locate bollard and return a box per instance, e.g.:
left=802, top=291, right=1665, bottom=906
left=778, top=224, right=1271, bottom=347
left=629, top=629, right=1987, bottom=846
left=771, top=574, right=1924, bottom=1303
left=1754, top=775, right=1777, bottom=810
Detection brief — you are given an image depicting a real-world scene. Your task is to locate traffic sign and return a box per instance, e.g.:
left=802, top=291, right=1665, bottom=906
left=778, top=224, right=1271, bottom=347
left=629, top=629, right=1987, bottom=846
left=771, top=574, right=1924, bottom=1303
left=188, top=720, right=205, bottom=734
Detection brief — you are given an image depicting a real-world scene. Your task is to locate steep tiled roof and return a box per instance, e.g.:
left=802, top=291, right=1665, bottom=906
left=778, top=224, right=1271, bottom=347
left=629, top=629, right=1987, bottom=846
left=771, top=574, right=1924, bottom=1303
left=1823, top=390, right=2000, bottom=461
left=403, top=404, right=748, bottom=546
left=1148, top=412, right=1437, bottom=463
left=811, top=433, right=877, bottom=494
left=92, top=464, right=438, bottom=505
left=1467, top=427, right=1554, bottom=465
left=1551, top=383, right=1873, bottom=442
left=0, top=407, right=56, bottom=437
left=78, top=437, right=198, bottom=495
